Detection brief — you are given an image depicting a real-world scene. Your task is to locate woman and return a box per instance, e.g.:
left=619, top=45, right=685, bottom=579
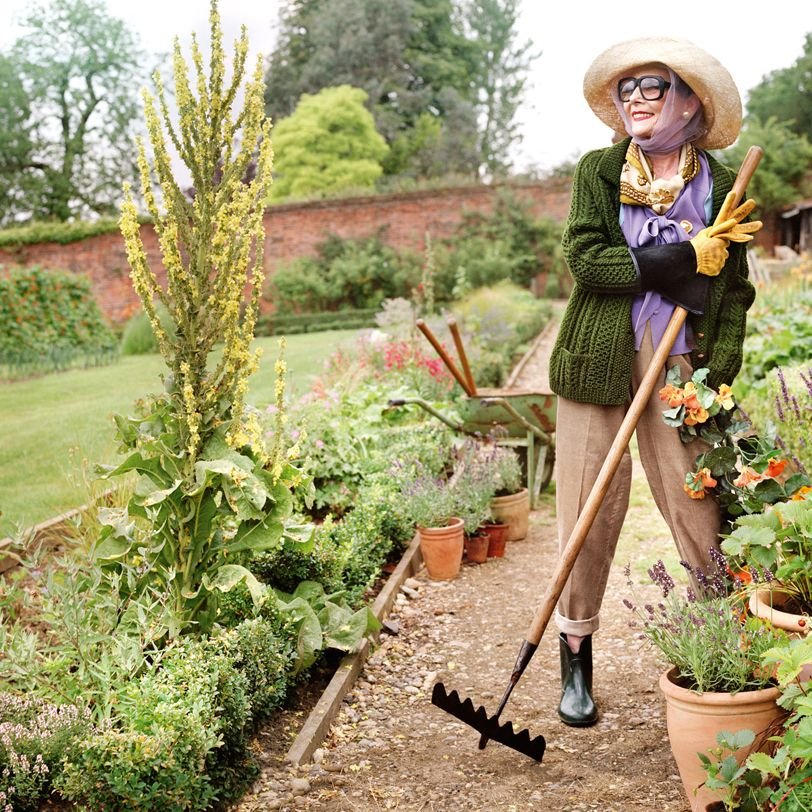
left=549, top=37, right=761, bottom=727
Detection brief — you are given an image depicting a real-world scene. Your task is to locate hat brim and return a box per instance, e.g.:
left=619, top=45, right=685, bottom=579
left=583, top=37, right=742, bottom=150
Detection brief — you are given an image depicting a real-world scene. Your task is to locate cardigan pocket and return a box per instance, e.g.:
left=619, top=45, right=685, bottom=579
left=557, top=347, right=591, bottom=391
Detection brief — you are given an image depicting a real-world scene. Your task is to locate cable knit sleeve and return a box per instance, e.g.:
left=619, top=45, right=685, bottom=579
left=560, top=150, right=640, bottom=294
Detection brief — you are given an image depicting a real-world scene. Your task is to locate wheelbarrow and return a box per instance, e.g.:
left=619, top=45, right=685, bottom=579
left=387, top=317, right=556, bottom=506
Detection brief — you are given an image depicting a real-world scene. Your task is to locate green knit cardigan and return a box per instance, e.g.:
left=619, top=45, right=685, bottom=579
left=549, top=137, right=756, bottom=406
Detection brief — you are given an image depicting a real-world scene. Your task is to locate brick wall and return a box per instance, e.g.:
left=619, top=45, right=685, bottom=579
left=0, top=180, right=572, bottom=325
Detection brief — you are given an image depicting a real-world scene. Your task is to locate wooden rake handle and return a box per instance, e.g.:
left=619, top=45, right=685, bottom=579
left=524, top=145, right=764, bottom=647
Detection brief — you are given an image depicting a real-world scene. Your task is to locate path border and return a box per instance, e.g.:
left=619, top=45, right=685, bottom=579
left=285, top=532, right=424, bottom=765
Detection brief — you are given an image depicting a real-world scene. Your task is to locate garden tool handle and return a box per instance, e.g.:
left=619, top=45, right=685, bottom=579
left=416, top=319, right=476, bottom=396
left=523, top=145, right=764, bottom=648
left=447, top=317, right=477, bottom=395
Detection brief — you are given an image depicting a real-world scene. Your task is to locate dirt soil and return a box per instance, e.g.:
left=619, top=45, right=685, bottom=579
left=234, top=309, right=698, bottom=812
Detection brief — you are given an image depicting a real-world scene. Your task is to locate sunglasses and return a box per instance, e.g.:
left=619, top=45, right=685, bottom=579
left=617, top=75, right=672, bottom=102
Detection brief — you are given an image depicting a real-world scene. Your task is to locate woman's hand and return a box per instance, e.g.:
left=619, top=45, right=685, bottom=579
left=691, top=197, right=763, bottom=277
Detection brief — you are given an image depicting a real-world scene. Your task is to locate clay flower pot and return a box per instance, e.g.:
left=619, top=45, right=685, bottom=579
left=659, top=668, right=784, bottom=812
left=482, top=521, right=509, bottom=557
left=489, top=488, right=530, bottom=541
left=465, top=533, right=489, bottom=564
left=418, top=517, right=464, bottom=580
left=749, top=585, right=812, bottom=680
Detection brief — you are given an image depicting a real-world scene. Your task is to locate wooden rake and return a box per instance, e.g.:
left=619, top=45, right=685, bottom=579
left=431, top=146, right=764, bottom=763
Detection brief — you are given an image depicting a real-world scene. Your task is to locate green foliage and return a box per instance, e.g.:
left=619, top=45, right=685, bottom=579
left=0, top=695, right=92, bottom=812
left=119, top=304, right=175, bottom=355
left=269, top=230, right=421, bottom=312
left=269, top=85, right=389, bottom=202
left=723, top=117, right=812, bottom=216
left=0, top=217, right=124, bottom=248
left=4, top=0, right=149, bottom=223
left=0, top=265, right=118, bottom=378
left=257, top=307, right=379, bottom=336
left=0, top=54, right=35, bottom=225
left=745, top=32, right=812, bottom=143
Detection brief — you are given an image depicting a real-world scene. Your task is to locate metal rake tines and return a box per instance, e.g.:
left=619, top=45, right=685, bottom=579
left=431, top=683, right=546, bottom=762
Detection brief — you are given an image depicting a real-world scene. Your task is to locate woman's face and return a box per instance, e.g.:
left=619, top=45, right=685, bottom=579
left=619, top=65, right=671, bottom=140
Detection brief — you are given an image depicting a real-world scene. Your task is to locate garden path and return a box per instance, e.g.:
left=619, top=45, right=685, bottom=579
left=235, top=309, right=696, bottom=812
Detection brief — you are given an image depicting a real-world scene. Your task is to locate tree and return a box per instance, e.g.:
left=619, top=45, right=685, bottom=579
left=746, top=33, right=812, bottom=142
left=0, top=54, right=36, bottom=224
left=5, top=0, right=149, bottom=222
left=269, top=85, right=389, bottom=201
left=723, top=117, right=812, bottom=217
left=463, top=0, right=537, bottom=177
left=264, top=0, right=480, bottom=178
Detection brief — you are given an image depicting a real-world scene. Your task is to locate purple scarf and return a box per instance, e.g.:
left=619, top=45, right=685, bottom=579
left=622, top=150, right=712, bottom=354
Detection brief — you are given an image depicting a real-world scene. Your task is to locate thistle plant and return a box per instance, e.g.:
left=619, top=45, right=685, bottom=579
left=99, top=1, right=308, bottom=638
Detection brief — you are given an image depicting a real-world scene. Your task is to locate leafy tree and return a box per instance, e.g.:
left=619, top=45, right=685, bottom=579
left=269, top=85, right=389, bottom=201
left=0, top=54, right=36, bottom=224
left=265, top=0, right=480, bottom=177
left=746, top=33, right=812, bottom=141
left=5, top=0, right=149, bottom=222
left=723, top=117, right=812, bottom=216
left=463, top=0, right=537, bottom=177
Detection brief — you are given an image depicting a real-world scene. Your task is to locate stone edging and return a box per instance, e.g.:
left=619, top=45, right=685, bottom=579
left=285, top=532, right=424, bottom=765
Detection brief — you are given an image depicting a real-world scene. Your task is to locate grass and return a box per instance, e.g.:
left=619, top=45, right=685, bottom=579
left=0, top=329, right=360, bottom=537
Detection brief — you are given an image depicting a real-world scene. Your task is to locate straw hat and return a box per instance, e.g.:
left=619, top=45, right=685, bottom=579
left=583, top=37, right=742, bottom=150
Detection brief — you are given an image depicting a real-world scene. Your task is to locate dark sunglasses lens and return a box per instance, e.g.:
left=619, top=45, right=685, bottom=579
left=618, top=78, right=636, bottom=101
left=640, top=76, right=664, bottom=99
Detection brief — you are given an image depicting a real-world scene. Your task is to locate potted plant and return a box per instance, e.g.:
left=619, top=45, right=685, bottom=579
left=398, top=462, right=464, bottom=580
left=448, top=442, right=497, bottom=565
left=486, top=445, right=529, bottom=541
left=700, top=634, right=812, bottom=811
left=625, top=553, right=789, bottom=812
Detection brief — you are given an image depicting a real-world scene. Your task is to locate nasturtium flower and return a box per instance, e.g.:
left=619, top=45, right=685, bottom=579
left=683, top=467, right=717, bottom=499
left=715, top=384, right=735, bottom=410
left=733, top=466, right=764, bottom=488
left=792, top=485, right=812, bottom=501
left=765, top=458, right=787, bottom=479
left=659, top=383, right=684, bottom=407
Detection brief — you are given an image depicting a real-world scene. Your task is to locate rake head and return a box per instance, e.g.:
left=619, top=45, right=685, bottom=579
left=431, top=682, right=546, bottom=762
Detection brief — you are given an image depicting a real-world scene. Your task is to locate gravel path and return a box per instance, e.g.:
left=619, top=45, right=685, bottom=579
left=235, top=310, right=697, bottom=812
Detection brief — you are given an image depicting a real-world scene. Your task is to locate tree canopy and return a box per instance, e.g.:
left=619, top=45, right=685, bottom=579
left=269, top=85, right=390, bottom=201
left=1, top=0, right=149, bottom=224
left=264, top=0, right=532, bottom=179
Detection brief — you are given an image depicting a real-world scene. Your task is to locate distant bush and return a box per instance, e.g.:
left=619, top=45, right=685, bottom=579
left=0, top=265, right=117, bottom=377
left=119, top=304, right=175, bottom=355
left=0, top=218, right=124, bottom=248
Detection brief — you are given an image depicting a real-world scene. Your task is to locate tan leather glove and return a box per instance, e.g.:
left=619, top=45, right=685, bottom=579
left=690, top=228, right=730, bottom=277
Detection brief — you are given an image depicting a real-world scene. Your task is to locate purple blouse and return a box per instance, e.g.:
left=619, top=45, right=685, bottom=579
left=620, top=151, right=713, bottom=355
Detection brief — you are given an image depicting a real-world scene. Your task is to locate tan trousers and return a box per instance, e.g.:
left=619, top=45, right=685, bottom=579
left=554, top=328, right=722, bottom=637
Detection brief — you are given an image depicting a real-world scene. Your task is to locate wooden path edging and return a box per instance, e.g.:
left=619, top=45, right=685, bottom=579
left=285, top=532, right=424, bottom=765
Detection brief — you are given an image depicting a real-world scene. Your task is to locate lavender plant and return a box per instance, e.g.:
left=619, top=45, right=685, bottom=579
left=624, top=550, right=788, bottom=694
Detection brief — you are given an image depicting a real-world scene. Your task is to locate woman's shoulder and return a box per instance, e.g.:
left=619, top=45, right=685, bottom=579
left=702, top=149, right=736, bottom=185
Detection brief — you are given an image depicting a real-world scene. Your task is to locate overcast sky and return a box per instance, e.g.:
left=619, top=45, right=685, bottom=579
left=1, top=0, right=809, bottom=172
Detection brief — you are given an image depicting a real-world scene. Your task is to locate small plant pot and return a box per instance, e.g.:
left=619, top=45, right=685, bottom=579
left=482, top=522, right=508, bottom=557
left=418, top=517, right=464, bottom=580
left=465, top=533, right=489, bottom=564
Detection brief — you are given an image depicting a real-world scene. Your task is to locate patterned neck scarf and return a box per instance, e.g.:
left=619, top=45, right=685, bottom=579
left=620, top=142, right=701, bottom=215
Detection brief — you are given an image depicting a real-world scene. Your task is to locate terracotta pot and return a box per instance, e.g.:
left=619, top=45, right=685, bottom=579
left=465, top=533, right=489, bottom=564
left=418, top=517, right=464, bottom=580
left=482, top=522, right=508, bottom=557
left=749, top=585, right=812, bottom=680
left=659, top=668, right=784, bottom=812
left=489, top=488, right=530, bottom=541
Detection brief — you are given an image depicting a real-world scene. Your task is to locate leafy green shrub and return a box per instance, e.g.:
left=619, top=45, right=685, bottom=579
left=0, top=265, right=118, bottom=377
left=257, top=307, right=378, bottom=336
left=119, top=304, right=175, bottom=354
left=269, top=231, right=421, bottom=313
left=0, top=217, right=124, bottom=248
left=0, top=695, right=92, bottom=812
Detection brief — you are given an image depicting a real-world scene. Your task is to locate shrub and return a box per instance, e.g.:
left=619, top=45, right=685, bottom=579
left=119, top=304, right=174, bottom=355
left=0, top=265, right=117, bottom=377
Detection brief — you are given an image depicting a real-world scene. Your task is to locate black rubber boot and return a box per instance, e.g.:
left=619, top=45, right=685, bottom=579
left=558, top=633, right=598, bottom=727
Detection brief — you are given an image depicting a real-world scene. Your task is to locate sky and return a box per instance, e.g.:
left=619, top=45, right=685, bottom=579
left=0, top=0, right=809, bottom=173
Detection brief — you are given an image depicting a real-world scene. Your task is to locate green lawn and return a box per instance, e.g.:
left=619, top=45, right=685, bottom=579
left=0, top=330, right=359, bottom=537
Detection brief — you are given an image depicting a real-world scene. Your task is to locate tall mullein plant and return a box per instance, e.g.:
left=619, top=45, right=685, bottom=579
left=99, top=1, right=306, bottom=639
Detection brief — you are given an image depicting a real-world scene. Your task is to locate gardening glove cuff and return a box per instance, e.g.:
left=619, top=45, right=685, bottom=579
left=630, top=242, right=710, bottom=315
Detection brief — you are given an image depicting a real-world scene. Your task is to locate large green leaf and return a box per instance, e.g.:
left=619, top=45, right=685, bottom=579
left=204, top=564, right=266, bottom=606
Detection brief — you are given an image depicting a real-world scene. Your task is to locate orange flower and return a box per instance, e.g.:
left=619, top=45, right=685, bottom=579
left=659, top=383, right=684, bottom=408
left=715, top=384, right=735, bottom=410
left=684, top=467, right=717, bottom=499
left=684, top=406, right=709, bottom=426
left=765, top=458, right=787, bottom=479
left=792, top=485, right=812, bottom=501
left=733, top=466, right=764, bottom=488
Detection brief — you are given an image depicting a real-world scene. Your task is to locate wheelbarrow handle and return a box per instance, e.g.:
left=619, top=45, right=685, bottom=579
left=447, top=317, right=477, bottom=395
left=416, top=319, right=476, bottom=397
left=478, top=397, right=551, bottom=445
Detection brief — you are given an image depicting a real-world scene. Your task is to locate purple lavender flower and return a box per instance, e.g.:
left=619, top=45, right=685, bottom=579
left=775, top=393, right=786, bottom=422
left=647, top=560, right=675, bottom=597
